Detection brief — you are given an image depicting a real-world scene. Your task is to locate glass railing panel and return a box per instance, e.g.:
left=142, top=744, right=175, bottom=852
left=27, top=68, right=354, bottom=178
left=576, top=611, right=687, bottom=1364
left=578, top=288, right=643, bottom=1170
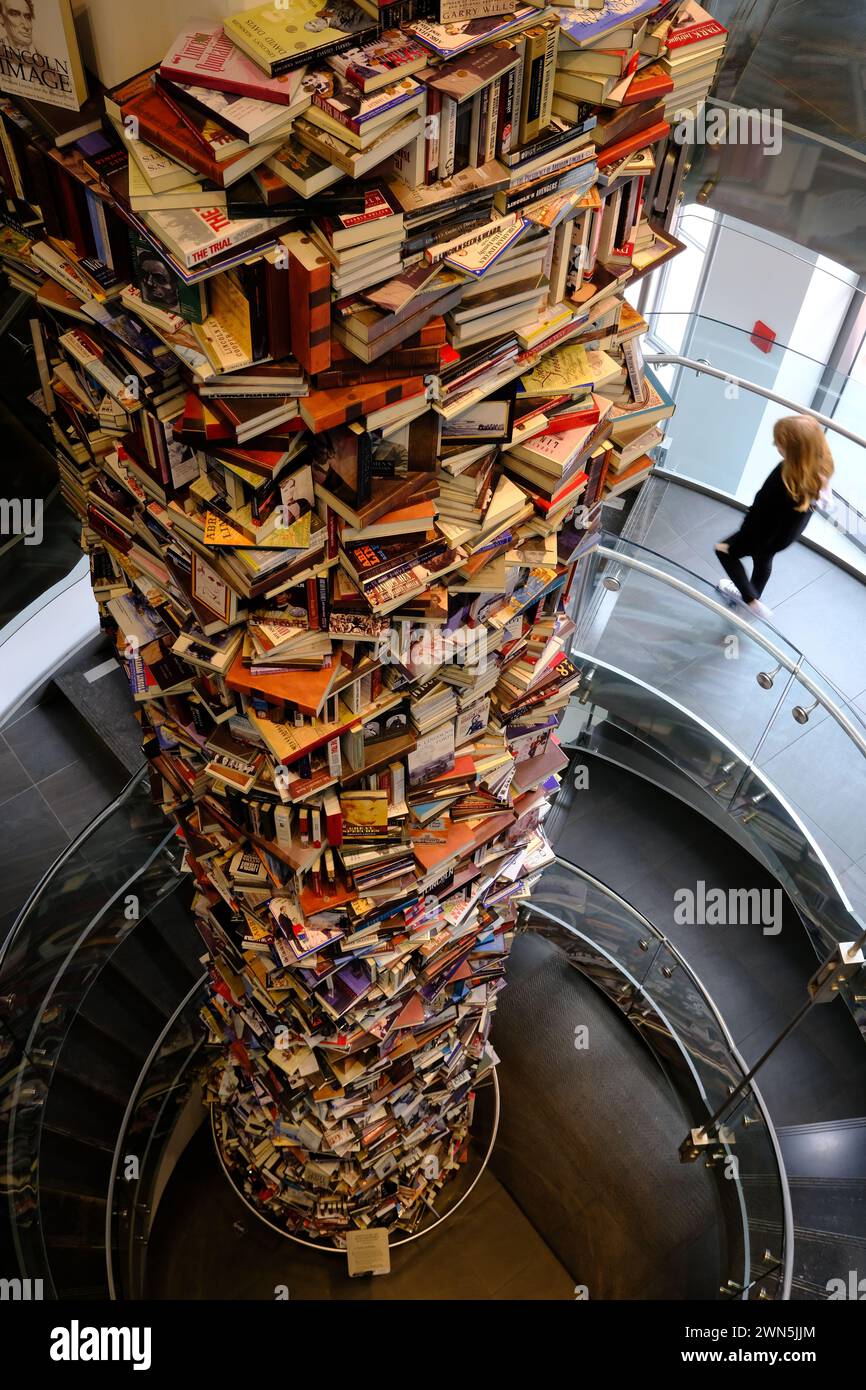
left=0, top=768, right=174, bottom=1049
left=713, top=1088, right=788, bottom=1301
left=574, top=537, right=803, bottom=777
left=566, top=658, right=756, bottom=817
left=110, top=982, right=209, bottom=1301
left=528, top=859, right=792, bottom=1298
left=646, top=360, right=823, bottom=508
left=4, top=871, right=189, bottom=1299
left=752, top=671, right=866, bottom=903
left=531, top=859, right=664, bottom=1001
left=637, top=940, right=744, bottom=1121
left=0, top=764, right=190, bottom=1297
left=640, top=313, right=866, bottom=573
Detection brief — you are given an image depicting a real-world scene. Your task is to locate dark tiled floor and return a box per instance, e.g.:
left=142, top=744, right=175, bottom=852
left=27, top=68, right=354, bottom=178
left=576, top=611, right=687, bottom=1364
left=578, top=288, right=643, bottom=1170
left=0, top=685, right=129, bottom=944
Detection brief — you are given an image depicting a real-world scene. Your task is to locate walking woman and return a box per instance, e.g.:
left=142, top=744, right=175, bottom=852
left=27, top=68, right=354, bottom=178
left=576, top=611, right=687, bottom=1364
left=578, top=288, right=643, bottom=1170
left=715, top=415, right=834, bottom=620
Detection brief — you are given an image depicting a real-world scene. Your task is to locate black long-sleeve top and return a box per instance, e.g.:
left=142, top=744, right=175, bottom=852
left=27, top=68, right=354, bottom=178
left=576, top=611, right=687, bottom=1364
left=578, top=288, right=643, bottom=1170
left=738, top=463, right=812, bottom=553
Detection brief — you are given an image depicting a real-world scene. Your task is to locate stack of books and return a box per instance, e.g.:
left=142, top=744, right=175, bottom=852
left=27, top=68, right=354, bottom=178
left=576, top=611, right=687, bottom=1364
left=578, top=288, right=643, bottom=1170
left=643, top=0, right=729, bottom=123
left=0, top=0, right=725, bottom=1246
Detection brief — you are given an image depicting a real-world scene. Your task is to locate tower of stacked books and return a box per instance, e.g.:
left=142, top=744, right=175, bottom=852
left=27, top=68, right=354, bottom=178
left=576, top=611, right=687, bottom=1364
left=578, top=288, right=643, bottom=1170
left=0, top=0, right=724, bottom=1245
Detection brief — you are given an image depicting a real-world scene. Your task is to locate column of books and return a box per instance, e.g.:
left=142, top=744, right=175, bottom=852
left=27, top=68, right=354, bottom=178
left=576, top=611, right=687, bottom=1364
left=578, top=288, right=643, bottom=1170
left=0, top=0, right=724, bottom=1245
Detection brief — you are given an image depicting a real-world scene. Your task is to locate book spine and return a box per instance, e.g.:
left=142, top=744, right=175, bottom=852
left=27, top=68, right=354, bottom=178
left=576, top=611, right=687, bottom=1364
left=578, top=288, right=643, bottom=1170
left=129, top=102, right=219, bottom=185
left=518, top=28, right=547, bottom=147
left=438, top=95, right=457, bottom=181
left=0, top=112, right=24, bottom=200
left=269, top=29, right=378, bottom=77
left=356, top=431, right=373, bottom=506
left=453, top=96, right=473, bottom=175
left=496, top=173, right=563, bottom=213
left=287, top=237, right=331, bottom=376
left=264, top=254, right=292, bottom=362
left=470, top=90, right=485, bottom=169
left=424, top=86, right=442, bottom=185
left=85, top=189, right=111, bottom=269
left=538, top=22, right=558, bottom=132
left=485, top=78, right=500, bottom=164
left=326, top=505, right=340, bottom=560
left=496, top=66, right=515, bottom=158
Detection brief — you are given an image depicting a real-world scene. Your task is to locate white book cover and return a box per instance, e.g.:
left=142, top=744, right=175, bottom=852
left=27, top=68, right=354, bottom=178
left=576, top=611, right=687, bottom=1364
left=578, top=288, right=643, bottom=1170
left=168, top=81, right=296, bottom=143
left=142, top=206, right=286, bottom=270
left=0, top=0, right=87, bottom=110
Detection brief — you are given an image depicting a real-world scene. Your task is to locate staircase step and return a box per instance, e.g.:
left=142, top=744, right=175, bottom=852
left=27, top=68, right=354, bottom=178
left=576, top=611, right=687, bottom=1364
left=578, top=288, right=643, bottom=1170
left=790, top=1222, right=866, bottom=1298
left=53, top=641, right=143, bottom=775
left=779, top=1118, right=866, bottom=1179
left=788, top=1176, right=866, bottom=1240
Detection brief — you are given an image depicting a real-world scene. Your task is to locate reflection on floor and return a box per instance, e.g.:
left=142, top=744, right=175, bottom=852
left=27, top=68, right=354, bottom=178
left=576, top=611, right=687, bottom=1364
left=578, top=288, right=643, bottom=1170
left=616, top=474, right=866, bottom=916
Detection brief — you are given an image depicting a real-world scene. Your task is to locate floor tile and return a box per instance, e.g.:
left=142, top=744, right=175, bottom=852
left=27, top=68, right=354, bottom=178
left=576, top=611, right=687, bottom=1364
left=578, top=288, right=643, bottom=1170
left=771, top=567, right=866, bottom=697
left=38, top=751, right=127, bottom=839
left=3, top=693, right=101, bottom=784
left=0, top=784, right=69, bottom=924
left=0, top=735, right=30, bottom=806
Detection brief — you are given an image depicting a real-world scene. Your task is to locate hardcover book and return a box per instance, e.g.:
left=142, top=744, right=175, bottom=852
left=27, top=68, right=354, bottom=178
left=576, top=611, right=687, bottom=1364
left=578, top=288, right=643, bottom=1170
left=265, top=136, right=344, bottom=197
left=142, top=205, right=288, bottom=270
left=556, top=0, right=659, bottom=49
left=308, top=69, right=423, bottom=136
left=424, top=41, right=521, bottom=102
left=326, top=29, right=428, bottom=93
left=161, top=18, right=311, bottom=105
left=407, top=9, right=543, bottom=59
left=158, top=77, right=299, bottom=144
left=224, top=0, right=378, bottom=78
left=0, top=0, right=87, bottom=111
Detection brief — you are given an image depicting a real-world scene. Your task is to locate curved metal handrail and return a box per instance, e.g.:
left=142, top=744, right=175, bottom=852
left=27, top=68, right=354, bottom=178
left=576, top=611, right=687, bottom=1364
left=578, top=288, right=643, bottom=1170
left=106, top=972, right=209, bottom=1300
left=0, top=761, right=149, bottom=977
left=542, top=856, right=795, bottom=1301
left=644, top=310, right=855, bottom=375
left=571, top=649, right=862, bottom=929
left=591, top=539, right=866, bottom=763
left=643, top=353, right=866, bottom=453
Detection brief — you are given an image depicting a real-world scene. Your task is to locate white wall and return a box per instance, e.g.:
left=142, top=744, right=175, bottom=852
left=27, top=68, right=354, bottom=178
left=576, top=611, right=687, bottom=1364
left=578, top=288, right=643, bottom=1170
left=72, top=0, right=262, bottom=88
left=660, top=210, right=858, bottom=504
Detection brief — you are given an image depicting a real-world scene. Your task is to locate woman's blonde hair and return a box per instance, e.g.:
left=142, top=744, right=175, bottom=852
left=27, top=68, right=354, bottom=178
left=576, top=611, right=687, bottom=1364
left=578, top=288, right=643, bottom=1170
left=773, top=415, right=834, bottom=512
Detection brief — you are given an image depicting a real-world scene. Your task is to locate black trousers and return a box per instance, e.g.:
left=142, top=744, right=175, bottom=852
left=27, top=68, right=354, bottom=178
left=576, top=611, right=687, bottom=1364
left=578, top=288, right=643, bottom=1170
left=715, top=531, right=774, bottom=604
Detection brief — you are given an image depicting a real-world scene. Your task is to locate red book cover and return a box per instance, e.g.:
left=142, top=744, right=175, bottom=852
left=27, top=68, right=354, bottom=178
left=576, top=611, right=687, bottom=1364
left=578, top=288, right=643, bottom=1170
left=117, top=76, right=250, bottom=189
left=620, top=64, right=674, bottom=105
left=530, top=470, right=588, bottom=513
left=597, top=119, right=670, bottom=170
left=160, top=19, right=308, bottom=105
left=56, top=166, right=91, bottom=259
left=666, top=14, right=727, bottom=52
left=544, top=404, right=600, bottom=434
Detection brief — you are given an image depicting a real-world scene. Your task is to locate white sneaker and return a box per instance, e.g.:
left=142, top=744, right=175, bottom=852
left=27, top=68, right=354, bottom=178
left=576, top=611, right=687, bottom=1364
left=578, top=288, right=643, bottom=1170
left=747, top=599, right=774, bottom=622
left=717, top=577, right=740, bottom=600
